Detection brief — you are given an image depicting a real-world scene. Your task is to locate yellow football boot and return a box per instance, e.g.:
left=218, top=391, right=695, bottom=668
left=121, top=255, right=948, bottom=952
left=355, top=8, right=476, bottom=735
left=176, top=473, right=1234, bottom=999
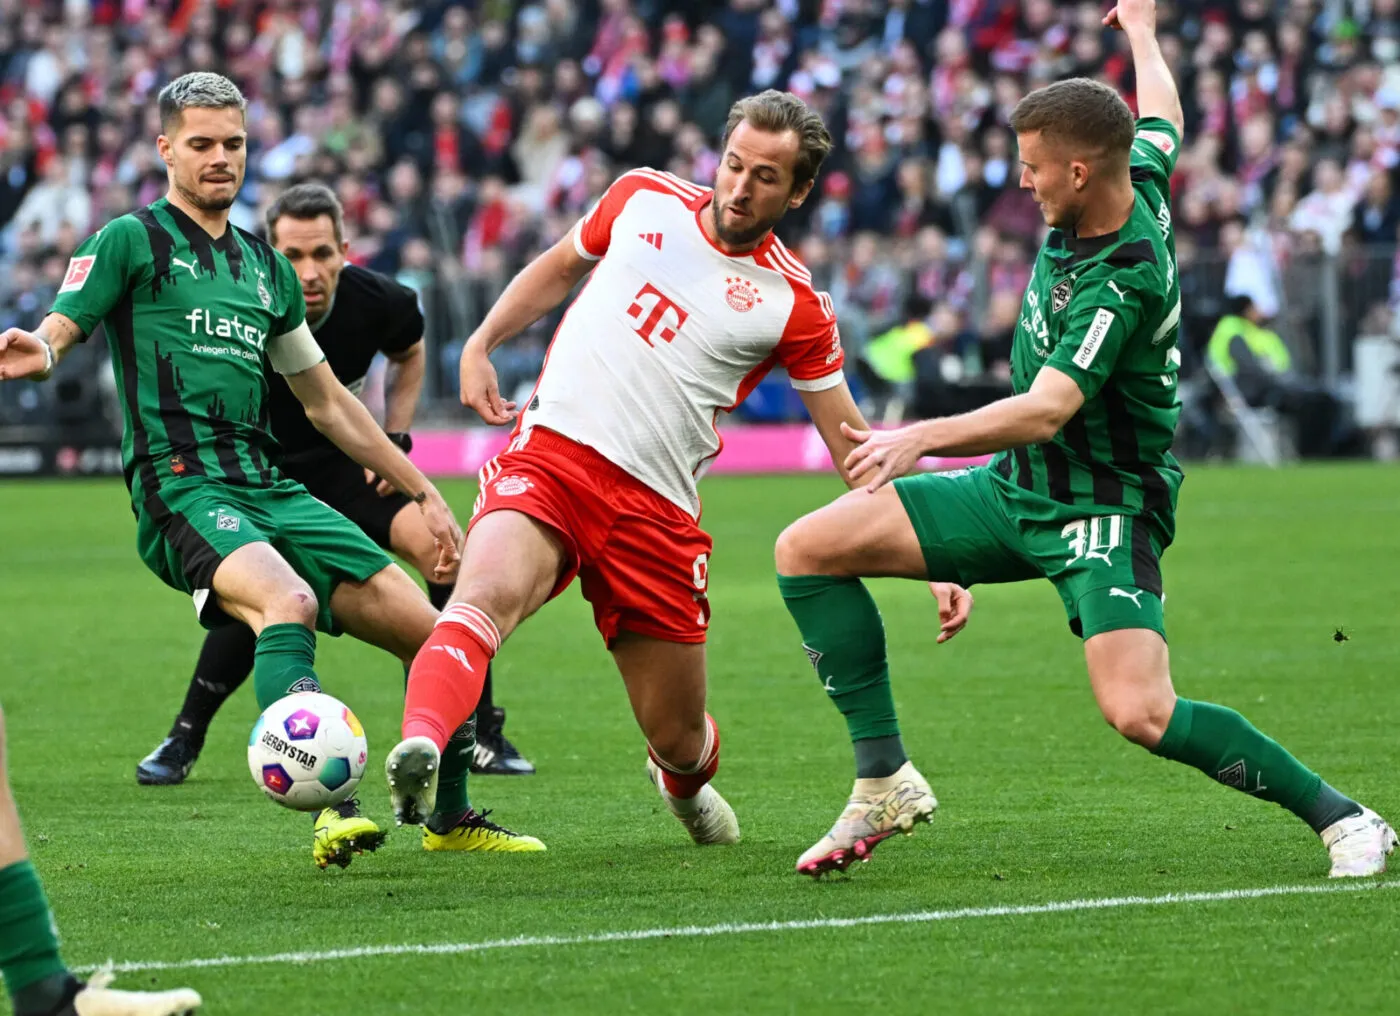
left=313, top=797, right=387, bottom=869
left=422, top=808, right=546, bottom=852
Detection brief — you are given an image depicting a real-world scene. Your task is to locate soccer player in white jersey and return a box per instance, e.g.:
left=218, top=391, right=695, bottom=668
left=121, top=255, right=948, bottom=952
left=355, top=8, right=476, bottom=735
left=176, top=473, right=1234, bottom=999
left=383, top=90, right=974, bottom=843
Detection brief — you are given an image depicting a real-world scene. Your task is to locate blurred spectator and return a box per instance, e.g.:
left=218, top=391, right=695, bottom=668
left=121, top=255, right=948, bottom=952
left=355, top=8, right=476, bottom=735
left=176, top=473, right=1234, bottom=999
left=0, top=0, right=1396, bottom=426
left=1207, top=294, right=1342, bottom=457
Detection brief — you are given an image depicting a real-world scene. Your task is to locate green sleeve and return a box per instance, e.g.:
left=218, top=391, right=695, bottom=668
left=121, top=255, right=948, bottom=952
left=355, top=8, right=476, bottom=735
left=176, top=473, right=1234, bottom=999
left=1130, top=117, right=1180, bottom=192
left=1045, top=274, right=1144, bottom=399
left=271, top=250, right=306, bottom=336
left=49, top=218, right=142, bottom=337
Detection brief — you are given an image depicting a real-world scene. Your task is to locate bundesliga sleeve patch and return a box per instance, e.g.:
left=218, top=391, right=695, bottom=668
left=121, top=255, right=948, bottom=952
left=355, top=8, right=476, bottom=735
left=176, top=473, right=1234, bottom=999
left=58, top=255, right=96, bottom=293
left=1136, top=130, right=1176, bottom=156
left=1073, top=308, right=1115, bottom=369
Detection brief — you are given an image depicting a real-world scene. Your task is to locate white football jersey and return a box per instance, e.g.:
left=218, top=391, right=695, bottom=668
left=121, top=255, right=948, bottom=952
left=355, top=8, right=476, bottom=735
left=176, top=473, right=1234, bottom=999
left=516, top=168, right=844, bottom=517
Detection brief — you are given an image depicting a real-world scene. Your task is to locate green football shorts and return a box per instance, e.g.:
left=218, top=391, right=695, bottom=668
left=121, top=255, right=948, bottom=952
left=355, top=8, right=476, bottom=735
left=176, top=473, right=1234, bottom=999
left=893, top=466, right=1167, bottom=640
left=135, top=477, right=393, bottom=634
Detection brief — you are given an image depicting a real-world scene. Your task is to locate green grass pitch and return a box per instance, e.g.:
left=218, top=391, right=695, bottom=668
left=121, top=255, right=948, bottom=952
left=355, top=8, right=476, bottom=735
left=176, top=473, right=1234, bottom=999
left=2, top=465, right=1396, bottom=1014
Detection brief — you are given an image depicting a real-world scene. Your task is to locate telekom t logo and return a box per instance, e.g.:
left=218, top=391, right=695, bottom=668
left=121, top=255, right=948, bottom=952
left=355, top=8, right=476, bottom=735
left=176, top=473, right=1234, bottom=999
left=627, top=282, right=689, bottom=346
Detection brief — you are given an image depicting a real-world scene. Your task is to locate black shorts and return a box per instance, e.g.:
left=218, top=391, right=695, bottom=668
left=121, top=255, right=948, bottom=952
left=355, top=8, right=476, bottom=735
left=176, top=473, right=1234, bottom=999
left=281, top=451, right=413, bottom=551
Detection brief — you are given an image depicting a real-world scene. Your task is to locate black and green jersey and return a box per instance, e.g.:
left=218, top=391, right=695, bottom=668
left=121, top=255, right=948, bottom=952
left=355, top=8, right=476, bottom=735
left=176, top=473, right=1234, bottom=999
left=991, top=116, right=1185, bottom=541
left=51, top=198, right=306, bottom=505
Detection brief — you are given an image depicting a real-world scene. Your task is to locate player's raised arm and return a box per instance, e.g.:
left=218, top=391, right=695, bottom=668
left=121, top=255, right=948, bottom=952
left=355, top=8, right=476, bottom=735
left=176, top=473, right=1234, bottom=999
left=460, top=231, right=595, bottom=424
left=1105, top=0, right=1184, bottom=136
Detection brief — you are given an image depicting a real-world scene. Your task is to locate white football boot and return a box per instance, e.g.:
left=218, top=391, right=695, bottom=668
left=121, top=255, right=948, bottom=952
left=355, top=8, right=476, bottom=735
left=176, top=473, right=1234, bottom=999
left=70, top=966, right=201, bottom=1015
left=1321, top=806, right=1397, bottom=877
left=385, top=736, right=440, bottom=826
left=646, top=759, right=740, bottom=845
left=797, top=760, right=937, bottom=877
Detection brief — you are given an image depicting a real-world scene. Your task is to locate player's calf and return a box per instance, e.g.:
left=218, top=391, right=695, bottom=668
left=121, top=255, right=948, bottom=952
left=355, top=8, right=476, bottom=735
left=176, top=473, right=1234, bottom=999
left=647, top=712, right=719, bottom=799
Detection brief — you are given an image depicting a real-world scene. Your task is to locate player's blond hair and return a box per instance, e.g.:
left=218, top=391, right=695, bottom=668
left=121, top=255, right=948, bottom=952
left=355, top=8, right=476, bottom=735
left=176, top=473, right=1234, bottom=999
left=1010, top=78, right=1136, bottom=167
left=722, top=90, right=833, bottom=189
left=157, top=72, right=247, bottom=134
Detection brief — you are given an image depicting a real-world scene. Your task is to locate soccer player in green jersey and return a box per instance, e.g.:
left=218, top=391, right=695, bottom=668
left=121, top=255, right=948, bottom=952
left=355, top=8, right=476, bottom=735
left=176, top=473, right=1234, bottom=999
left=774, top=0, right=1395, bottom=879
left=0, top=73, right=469, bottom=869
left=1, top=706, right=203, bottom=1015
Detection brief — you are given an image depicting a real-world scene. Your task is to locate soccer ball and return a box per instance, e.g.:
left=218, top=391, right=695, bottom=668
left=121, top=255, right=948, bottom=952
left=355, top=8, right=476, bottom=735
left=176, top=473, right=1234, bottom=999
left=247, top=692, right=368, bottom=812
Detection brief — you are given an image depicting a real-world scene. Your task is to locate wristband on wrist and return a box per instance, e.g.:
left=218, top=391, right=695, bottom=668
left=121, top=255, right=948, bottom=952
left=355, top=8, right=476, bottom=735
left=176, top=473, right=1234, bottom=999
left=387, top=431, right=413, bottom=453
left=35, top=337, right=55, bottom=380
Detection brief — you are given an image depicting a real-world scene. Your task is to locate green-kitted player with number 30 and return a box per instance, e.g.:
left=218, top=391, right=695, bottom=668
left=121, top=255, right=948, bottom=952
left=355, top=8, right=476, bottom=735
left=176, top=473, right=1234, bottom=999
left=773, top=0, right=1395, bottom=879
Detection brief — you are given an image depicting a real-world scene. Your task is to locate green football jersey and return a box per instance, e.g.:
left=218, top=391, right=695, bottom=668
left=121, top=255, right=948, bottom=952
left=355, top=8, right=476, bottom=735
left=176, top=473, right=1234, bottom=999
left=51, top=198, right=306, bottom=504
left=990, top=116, right=1185, bottom=541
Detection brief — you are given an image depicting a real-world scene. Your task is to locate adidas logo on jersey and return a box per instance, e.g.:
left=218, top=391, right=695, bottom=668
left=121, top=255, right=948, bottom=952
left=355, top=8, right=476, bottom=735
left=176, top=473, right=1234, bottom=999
left=638, top=232, right=663, bottom=250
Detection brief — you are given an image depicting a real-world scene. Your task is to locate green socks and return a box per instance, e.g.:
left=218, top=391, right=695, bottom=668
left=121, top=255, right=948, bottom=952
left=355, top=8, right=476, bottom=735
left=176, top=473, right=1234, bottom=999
left=777, top=574, right=907, bottom=778
left=0, top=861, right=72, bottom=1015
left=253, top=622, right=321, bottom=710
left=427, top=716, right=478, bottom=834
left=1154, top=698, right=1361, bottom=832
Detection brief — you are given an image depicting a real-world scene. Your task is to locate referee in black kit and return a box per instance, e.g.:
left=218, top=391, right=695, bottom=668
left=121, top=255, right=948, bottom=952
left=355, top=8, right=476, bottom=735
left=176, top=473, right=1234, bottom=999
left=138, top=182, right=535, bottom=786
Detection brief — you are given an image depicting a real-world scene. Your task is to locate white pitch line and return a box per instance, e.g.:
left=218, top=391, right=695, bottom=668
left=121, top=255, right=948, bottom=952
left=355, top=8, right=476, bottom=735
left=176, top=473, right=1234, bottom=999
left=77, top=879, right=1397, bottom=975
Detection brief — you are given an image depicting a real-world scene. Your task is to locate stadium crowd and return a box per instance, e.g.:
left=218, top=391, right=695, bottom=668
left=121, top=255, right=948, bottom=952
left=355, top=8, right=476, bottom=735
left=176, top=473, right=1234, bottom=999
left=0, top=0, right=1398, bottom=439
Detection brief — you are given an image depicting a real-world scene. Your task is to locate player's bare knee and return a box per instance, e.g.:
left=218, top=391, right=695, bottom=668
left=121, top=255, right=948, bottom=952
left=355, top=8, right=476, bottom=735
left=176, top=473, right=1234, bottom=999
left=1101, top=698, right=1170, bottom=749
left=775, top=519, right=823, bottom=575
left=266, top=584, right=318, bottom=629
left=452, top=575, right=525, bottom=636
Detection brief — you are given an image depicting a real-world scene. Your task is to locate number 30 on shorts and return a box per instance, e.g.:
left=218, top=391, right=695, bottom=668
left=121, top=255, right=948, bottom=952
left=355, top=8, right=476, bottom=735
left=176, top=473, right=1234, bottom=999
left=1061, top=516, right=1123, bottom=566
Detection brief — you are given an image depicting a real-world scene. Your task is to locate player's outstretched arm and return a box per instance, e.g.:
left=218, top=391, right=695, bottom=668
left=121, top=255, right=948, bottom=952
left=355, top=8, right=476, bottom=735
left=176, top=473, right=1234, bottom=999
left=0, top=313, right=85, bottom=382
left=840, top=368, right=1085, bottom=492
left=285, top=361, right=464, bottom=578
left=799, top=382, right=873, bottom=490
left=1105, top=0, right=1184, bottom=136
left=460, top=232, right=596, bottom=424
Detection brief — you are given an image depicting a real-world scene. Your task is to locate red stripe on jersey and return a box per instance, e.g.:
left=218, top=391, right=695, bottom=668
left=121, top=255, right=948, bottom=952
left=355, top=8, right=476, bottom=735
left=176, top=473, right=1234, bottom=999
left=768, top=239, right=812, bottom=282
left=632, top=168, right=706, bottom=199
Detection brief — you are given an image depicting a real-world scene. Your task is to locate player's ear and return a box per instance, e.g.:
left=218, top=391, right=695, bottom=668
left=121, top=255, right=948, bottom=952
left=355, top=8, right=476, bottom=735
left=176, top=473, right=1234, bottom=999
left=156, top=135, right=173, bottom=167
left=788, top=178, right=815, bottom=210
left=1070, top=158, right=1091, bottom=191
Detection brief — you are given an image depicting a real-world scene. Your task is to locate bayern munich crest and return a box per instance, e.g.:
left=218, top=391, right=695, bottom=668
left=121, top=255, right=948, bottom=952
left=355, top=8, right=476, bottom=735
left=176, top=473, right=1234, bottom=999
left=725, top=277, right=761, bottom=313
left=494, top=476, right=534, bottom=496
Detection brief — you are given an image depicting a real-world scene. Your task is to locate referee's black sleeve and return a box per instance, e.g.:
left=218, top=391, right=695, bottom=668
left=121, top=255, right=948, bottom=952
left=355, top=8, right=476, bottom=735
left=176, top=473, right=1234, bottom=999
left=381, top=279, right=425, bottom=355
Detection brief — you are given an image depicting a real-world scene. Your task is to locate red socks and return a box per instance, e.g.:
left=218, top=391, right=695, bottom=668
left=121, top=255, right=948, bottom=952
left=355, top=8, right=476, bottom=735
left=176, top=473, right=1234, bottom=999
left=649, top=713, right=720, bottom=799
left=402, top=603, right=500, bottom=751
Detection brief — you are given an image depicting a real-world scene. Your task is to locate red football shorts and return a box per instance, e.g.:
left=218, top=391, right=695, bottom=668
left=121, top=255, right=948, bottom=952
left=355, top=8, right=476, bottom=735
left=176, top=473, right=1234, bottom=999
left=470, top=427, right=713, bottom=645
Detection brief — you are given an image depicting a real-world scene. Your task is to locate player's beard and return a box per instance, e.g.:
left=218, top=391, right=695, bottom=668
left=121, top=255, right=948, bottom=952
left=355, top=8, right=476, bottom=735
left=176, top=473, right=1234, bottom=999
left=177, top=173, right=240, bottom=212
left=712, top=200, right=781, bottom=249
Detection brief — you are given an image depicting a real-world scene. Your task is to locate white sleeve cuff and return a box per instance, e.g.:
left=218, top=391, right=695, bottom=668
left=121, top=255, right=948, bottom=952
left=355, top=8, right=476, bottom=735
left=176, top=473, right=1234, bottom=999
left=572, top=220, right=602, bottom=261
left=789, top=370, right=844, bottom=393
left=267, top=321, right=326, bottom=375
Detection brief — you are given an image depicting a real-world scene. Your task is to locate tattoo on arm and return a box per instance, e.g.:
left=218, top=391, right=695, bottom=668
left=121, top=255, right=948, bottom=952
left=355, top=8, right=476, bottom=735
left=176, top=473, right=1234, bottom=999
left=37, top=315, right=85, bottom=360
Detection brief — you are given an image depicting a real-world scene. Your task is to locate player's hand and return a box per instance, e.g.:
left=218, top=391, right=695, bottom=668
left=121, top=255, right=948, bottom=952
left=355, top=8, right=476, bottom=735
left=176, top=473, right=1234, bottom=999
left=1103, top=0, right=1156, bottom=33
left=0, top=328, right=52, bottom=381
left=418, top=487, right=463, bottom=581
left=841, top=420, right=928, bottom=492
left=930, top=582, right=973, bottom=644
left=459, top=340, right=517, bottom=426
left=364, top=467, right=396, bottom=497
